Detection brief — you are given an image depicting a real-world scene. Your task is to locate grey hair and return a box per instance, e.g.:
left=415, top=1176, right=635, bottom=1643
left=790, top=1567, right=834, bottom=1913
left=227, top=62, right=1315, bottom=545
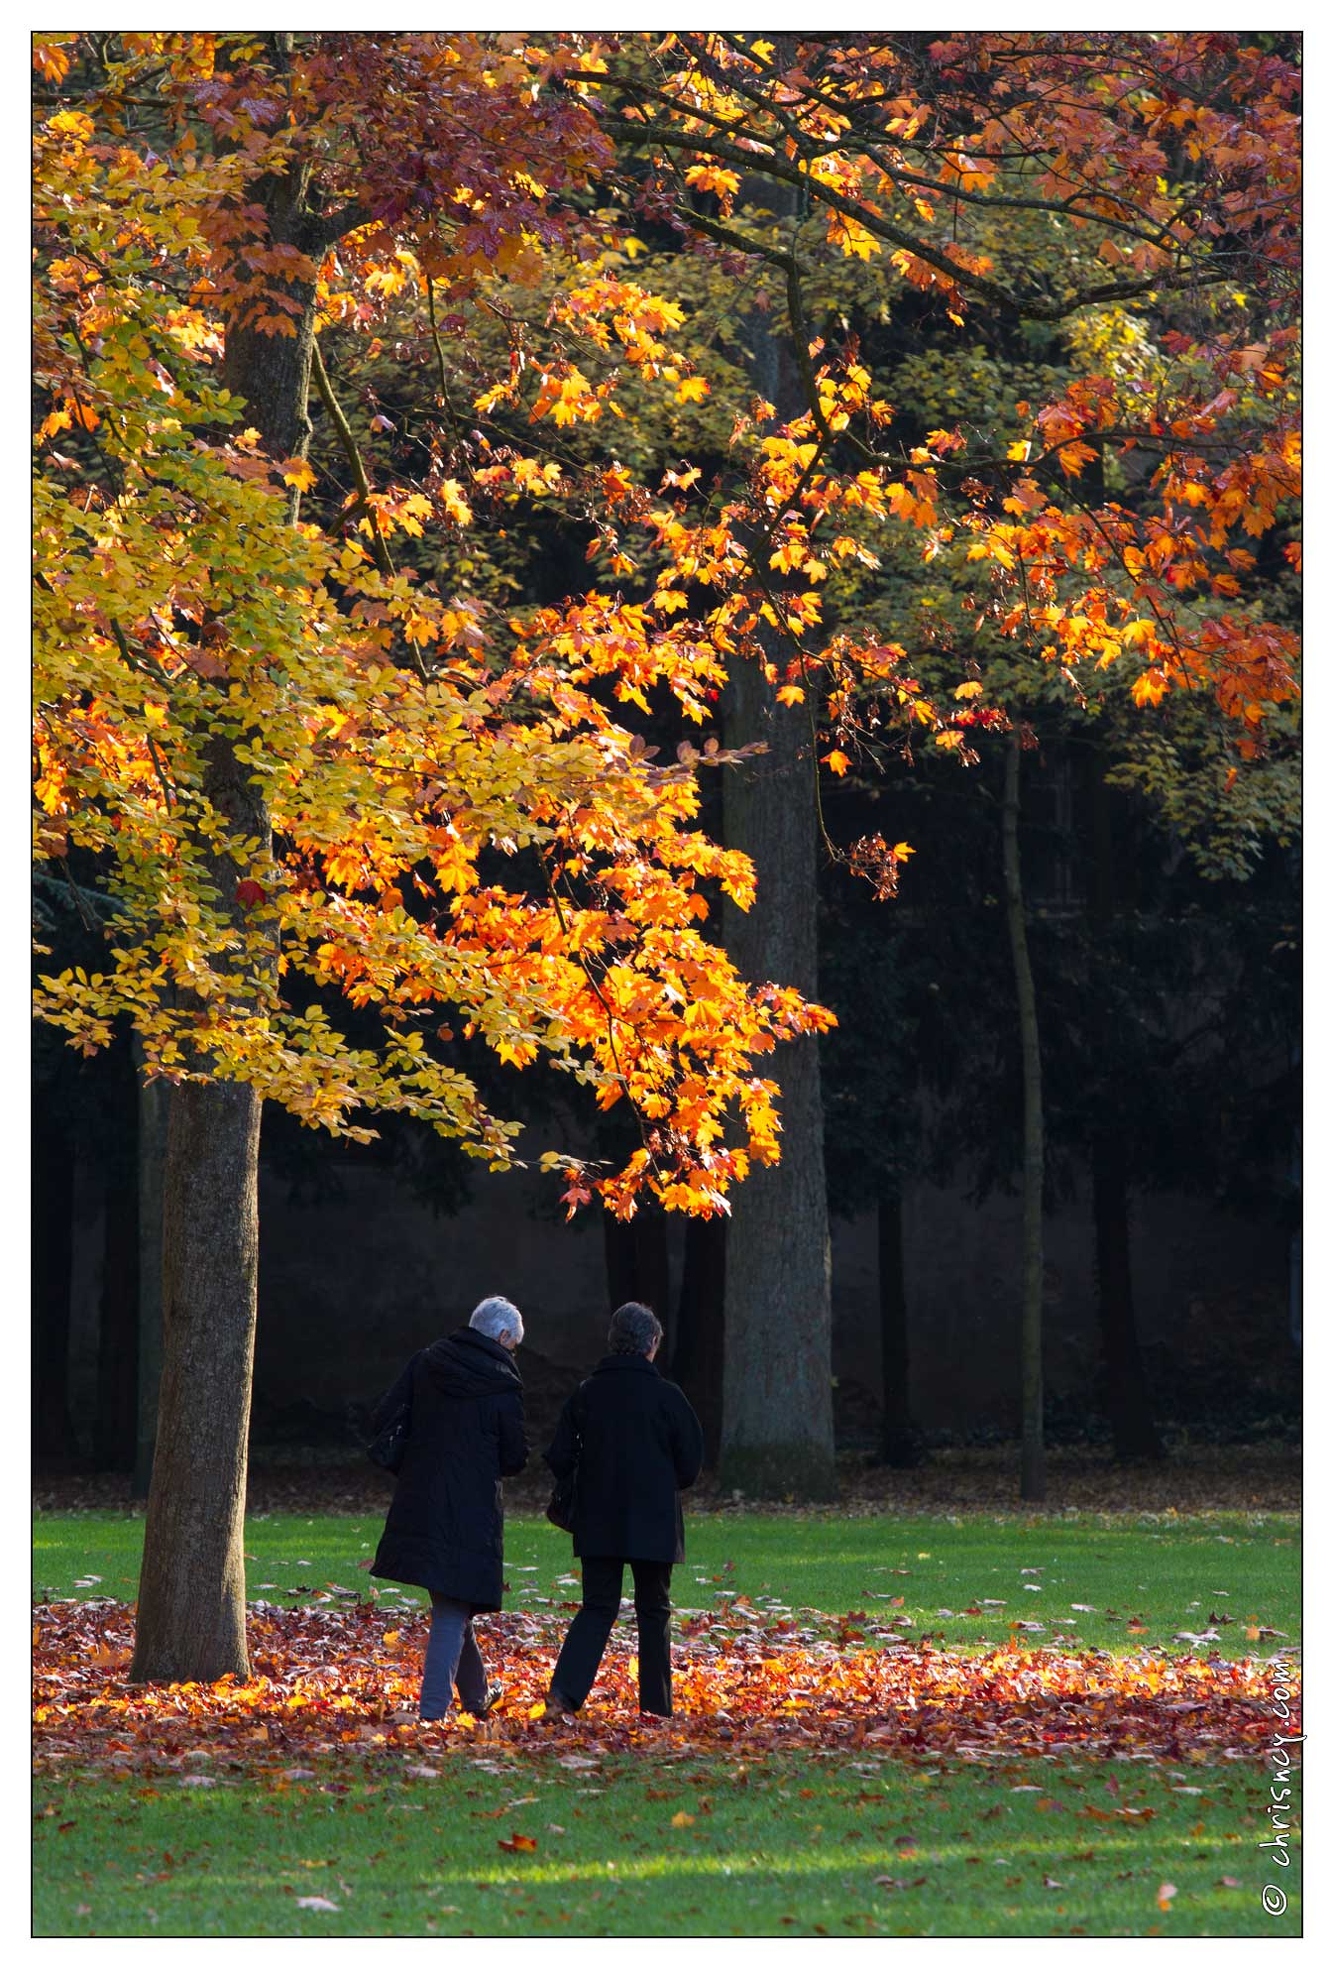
left=469, top=1295, right=524, bottom=1346
left=608, top=1301, right=662, bottom=1357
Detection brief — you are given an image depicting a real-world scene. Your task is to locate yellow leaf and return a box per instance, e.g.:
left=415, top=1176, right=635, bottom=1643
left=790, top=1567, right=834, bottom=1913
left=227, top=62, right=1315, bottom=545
left=280, top=458, right=317, bottom=492
left=954, top=680, right=983, bottom=700
left=823, top=750, right=850, bottom=777
left=675, top=376, right=710, bottom=404
left=671, top=1811, right=695, bottom=1828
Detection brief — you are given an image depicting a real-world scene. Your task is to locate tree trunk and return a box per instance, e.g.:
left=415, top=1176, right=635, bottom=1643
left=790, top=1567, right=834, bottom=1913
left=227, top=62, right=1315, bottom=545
left=130, top=66, right=316, bottom=1670
left=129, top=1081, right=262, bottom=1682
left=132, top=1068, right=169, bottom=1498
left=32, top=1110, right=80, bottom=1470
left=1086, top=755, right=1163, bottom=1462
left=876, top=1189, right=924, bottom=1467
left=671, top=1214, right=726, bottom=1467
left=714, top=171, right=836, bottom=1501
left=1002, top=730, right=1046, bottom=1502
left=719, top=646, right=836, bottom=1499
left=1092, top=1131, right=1164, bottom=1461
left=602, top=1207, right=671, bottom=1333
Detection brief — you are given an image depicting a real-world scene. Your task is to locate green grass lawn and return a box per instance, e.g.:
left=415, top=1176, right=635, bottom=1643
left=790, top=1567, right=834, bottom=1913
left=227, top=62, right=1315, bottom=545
left=33, top=1508, right=1299, bottom=1657
left=33, top=1747, right=1299, bottom=1938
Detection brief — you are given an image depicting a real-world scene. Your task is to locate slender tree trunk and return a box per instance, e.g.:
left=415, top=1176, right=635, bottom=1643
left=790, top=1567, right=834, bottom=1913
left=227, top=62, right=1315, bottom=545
left=130, top=1081, right=262, bottom=1681
left=1092, top=1132, right=1164, bottom=1461
left=132, top=1068, right=168, bottom=1498
left=876, top=1189, right=924, bottom=1467
left=671, top=1214, right=726, bottom=1467
left=1002, top=730, right=1046, bottom=1502
left=32, top=1110, right=80, bottom=1470
left=602, top=1207, right=671, bottom=1332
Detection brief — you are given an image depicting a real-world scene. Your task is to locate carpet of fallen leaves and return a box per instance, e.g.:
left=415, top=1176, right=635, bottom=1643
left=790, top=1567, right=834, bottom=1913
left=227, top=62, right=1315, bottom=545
left=34, top=1597, right=1298, bottom=1781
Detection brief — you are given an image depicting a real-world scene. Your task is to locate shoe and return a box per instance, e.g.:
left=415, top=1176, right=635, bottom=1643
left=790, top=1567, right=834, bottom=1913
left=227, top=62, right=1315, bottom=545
left=468, top=1684, right=505, bottom=1718
left=538, top=1689, right=579, bottom=1721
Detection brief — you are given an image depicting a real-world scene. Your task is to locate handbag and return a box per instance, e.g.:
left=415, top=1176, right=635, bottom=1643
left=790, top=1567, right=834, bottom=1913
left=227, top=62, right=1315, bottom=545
left=367, top=1377, right=413, bottom=1475
left=545, top=1468, right=576, bottom=1531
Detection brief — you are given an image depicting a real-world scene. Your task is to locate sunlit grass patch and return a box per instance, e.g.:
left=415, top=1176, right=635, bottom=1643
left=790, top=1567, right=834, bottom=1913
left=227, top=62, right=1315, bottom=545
left=33, top=1750, right=1300, bottom=1937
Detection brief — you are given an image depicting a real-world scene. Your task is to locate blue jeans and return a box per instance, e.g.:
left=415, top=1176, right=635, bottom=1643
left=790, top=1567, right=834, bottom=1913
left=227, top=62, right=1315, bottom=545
left=419, top=1593, right=489, bottom=1721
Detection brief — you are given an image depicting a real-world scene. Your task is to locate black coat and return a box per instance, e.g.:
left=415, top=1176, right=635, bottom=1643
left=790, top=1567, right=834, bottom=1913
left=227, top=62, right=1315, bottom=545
left=544, top=1354, right=704, bottom=1564
left=370, top=1327, right=527, bottom=1612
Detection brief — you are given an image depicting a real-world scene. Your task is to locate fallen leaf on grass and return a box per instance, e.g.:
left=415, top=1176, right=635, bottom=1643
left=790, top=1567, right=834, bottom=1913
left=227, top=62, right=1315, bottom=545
left=1157, top=1882, right=1178, bottom=1911
left=671, top=1811, right=695, bottom=1828
left=497, top=1834, right=537, bottom=1853
left=1219, top=1877, right=1243, bottom=1889
left=296, top=1897, right=339, bottom=1912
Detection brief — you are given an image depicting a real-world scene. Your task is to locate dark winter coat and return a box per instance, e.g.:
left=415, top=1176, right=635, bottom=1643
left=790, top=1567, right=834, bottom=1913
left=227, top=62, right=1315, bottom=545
left=370, top=1327, right=527, bottom=1612
left=544, top=1354, right=704, bottom=1564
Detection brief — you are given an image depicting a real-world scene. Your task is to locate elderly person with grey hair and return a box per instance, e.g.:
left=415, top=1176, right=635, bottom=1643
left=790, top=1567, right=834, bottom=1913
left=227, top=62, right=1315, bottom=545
left=369, top=1295, right=527, bottom=1722
left=542, top=1301, right=704, bottom=1718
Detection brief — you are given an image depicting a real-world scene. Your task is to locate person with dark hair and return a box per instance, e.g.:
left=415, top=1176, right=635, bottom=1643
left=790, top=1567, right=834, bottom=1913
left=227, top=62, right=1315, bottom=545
left=541, top=1301, right=705, bottom=1718
left=369, top=1295, right=527, bottom=1722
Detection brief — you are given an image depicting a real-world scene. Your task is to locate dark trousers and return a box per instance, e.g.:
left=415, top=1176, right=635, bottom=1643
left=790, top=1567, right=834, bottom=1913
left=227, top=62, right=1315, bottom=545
left=550, top=1557, right=674, bottom=1715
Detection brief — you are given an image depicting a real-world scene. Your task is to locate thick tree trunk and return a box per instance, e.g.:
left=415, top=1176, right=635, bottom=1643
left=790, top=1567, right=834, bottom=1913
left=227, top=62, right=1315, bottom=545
left=130, top=66, right=316, bottom=1671
left=129, top=1081, right=262, bottom=1682
left=1002, top=731, right=1046, bottom=1503
left=671, top=1214, right=726, bottom=1467
left=714, top=170, right=836, bottom=1500
left=32, top=1110, right=80, bottom=1470
left=1092, top=1132, right=1165, bottom=1461
left=876, top=1190, right=924, bottom=1467
left=132, top=1069, right=169, bottom=1498
left=719, top=646, right=837, bottom=1500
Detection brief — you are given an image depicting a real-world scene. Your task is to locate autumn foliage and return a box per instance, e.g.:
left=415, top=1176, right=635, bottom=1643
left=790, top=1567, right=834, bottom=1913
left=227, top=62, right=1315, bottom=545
left=33, top=30, right=1299, bottom=1216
